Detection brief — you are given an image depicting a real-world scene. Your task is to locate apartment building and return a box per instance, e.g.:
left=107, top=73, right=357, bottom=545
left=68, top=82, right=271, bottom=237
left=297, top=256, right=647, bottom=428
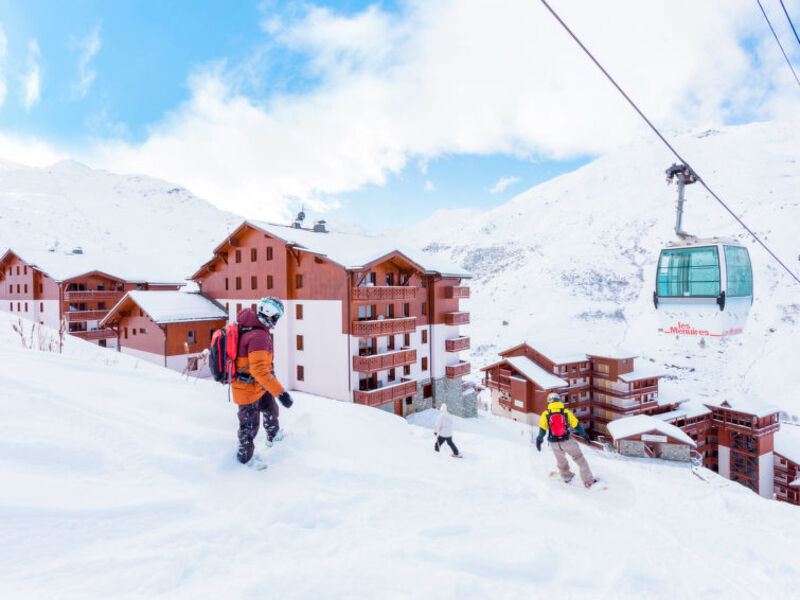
left=773, top=427, right=800, bottom=506
left=191, top=218, right=476, bottom=417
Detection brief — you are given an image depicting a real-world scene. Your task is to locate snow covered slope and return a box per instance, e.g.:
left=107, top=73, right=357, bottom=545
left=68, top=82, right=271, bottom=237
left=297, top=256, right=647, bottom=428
left=0, top=160, right=242, bottom=281
left=401, top=120, right=800, bottom=418
left=1, top=313, right=798, bottom=599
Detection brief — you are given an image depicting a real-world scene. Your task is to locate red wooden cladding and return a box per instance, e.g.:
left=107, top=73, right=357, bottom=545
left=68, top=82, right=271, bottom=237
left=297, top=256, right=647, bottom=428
left=444, top=311, right=470, bottom=326
left=351, top=317, right=417, bottom=337
left=71, top=329, right=116, bottom=340
left=445, top=336, right=470, bottom=352
left=353, top=380, right=417, bottom=407
left=352, top=349, right=417, bottom=373
left=446, top=361, right=471, bottom=379
left=66, top=310, right=109, bottom=322
left=444, top=286, right=470, bottom=299
left=352, top=286, right=418, bottom=301
left=65, top=290, right=124, bottom=302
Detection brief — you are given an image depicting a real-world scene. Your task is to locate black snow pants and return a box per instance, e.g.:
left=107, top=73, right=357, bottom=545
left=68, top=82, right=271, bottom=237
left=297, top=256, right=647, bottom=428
left=237, top=392, right=280, bottom=463
left=435, top=436, right=459, bottom=455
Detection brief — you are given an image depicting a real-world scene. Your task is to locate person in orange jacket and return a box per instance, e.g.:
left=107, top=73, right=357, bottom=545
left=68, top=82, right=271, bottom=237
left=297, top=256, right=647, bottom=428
left=232, top=298, right=293, bottom=464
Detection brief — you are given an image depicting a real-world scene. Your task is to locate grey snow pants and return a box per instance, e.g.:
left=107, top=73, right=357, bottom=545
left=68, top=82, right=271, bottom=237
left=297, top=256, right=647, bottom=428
left=551, top=437, right=594, bottom=484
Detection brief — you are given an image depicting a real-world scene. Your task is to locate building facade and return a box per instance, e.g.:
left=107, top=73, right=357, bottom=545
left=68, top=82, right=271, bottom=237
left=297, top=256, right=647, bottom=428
left=191, top=220, right=476, bottom=417
left=773, top=428, right=800, bottom=506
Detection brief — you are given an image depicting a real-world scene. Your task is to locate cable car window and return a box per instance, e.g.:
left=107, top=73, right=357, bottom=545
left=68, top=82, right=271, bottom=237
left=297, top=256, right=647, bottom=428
left=657, top=246, right=720, bottom=297
left=724, top=245, right=752, bottom=297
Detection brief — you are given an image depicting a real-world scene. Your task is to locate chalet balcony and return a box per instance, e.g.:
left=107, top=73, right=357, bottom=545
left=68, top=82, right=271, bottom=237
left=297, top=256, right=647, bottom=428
left=353, top=380, right=417, bottom=407
left=351, top=317, right=416, bottom=337
left=353, top=349, right=416, bottom=374
left=446, top=361, right=471, bottom=379
left=70, top=329, right=116, bottom=340
left=483, top=378, right=511, bottom=393
left=66, top=310, right=109, bottom=322
left=352, top=286, right=418, bottom=301
left=444, top=311, right=470, bottom=326
left=64, top=290, right=124, bottom=302
left=445, top=336, right=470, bottom=352
left=444, top=286, right=470, bottom=299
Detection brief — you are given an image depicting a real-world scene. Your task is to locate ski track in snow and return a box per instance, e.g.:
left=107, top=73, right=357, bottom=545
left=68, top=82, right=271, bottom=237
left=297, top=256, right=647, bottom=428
left=0, top=314, right=798, bottom=599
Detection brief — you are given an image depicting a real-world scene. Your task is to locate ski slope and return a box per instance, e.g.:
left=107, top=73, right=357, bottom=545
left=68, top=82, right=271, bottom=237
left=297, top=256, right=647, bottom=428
left=1, top=314, right=797, bottom=599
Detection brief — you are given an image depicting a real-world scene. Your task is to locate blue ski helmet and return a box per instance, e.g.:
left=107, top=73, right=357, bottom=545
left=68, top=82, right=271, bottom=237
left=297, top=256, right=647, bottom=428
left=256, top=297, right=284, bottom=328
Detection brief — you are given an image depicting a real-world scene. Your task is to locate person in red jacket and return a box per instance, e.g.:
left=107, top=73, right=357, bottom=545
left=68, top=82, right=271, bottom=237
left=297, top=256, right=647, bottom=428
left=232, top=298, right=293, bottom=464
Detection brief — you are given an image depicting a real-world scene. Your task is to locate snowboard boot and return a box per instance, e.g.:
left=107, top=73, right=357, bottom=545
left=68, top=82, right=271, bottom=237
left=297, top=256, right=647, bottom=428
left=563, top=473, right=575, bottom=484
left=584, top=478, right=599, bottom=489
left=265, top=429, right=285, bottom=447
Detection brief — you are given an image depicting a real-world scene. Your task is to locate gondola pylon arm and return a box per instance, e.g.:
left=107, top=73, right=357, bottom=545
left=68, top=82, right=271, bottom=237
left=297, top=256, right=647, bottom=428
left=666, top=163, right=698, bottom=240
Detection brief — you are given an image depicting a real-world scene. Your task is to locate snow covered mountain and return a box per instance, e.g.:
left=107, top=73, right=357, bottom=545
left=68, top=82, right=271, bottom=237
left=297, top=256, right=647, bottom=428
left=1, top=313, right=798, bottom=598
left=401, top=119, right=800, bottom=418
left=0, top=159, right=242, bottom=282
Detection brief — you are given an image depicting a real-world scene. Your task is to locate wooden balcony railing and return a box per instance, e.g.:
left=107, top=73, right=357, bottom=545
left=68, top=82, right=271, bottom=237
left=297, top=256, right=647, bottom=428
left=352, top=286, right=418, bottom=301
left=66, top=310, right=109, bottom=322
left=353, top=380, right=417, bottom=407
left=446, top=361, right=471, bottom=379
left=444, top=311, right=470, bottom=326
left=444, top=286, right=470, bottom=299
left=70, top=329, right=116, bottom=340
left=445, top=336, right=470, bottom=352
left=64, top=290, right=124, bottom=302
left=351, top=317, right=416, bottom=337
left=353, top=349, right=416, bottom=373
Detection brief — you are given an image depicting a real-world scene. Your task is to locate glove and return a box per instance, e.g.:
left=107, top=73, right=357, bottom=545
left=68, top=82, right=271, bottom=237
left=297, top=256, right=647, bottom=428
left=277, top=390, right=293, bottom=408
left=583, top=435, right=591, bottom=445
left=535, top=438, right=543, bottom=452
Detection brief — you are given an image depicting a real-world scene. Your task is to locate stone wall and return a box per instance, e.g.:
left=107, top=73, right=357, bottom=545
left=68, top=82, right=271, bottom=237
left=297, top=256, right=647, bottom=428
left=618, top=440, right=691, bottom=462
left=619, top=440, right=646, bottom=458
left=413, top=380, right=433, bottom=413
left=433, top=376, right=478, bottom=418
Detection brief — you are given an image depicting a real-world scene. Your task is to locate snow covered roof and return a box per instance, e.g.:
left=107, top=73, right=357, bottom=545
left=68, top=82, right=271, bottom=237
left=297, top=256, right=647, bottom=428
left=774, top=427, right=800, bottom=465
left=653, top=401, right=712, bottom=423
left=102, top=291, right=228, bottom=326
left=507, top=339, right=588, bottom=365
left=704, top=401, right=779, bottom=419
left=791, top=479, right=800, bottom=488
left=607, top=415, right=696, bottom=446
left=618, top=365, right=666, bottom=382
left=247, top=220, right=471, bottom=278
left=503, top=356, right=567, bottom=389
left=3, top=247, right=186, bottom=285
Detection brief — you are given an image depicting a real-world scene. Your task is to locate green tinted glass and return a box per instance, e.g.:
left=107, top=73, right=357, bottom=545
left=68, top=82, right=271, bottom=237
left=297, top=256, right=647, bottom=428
left=657, top=246, right=720, bottom=297
left=724, top=245, right=753, bottom=297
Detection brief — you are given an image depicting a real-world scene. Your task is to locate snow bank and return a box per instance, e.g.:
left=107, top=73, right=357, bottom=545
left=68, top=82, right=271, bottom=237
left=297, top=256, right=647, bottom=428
left=607, top=414, right=696, bottom=446
left=0, top=314, right=798, bottom=598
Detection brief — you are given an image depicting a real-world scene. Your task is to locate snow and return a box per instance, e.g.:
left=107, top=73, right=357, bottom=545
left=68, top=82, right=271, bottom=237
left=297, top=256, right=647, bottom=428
left=109, top=291, right=228, bottom=325
left=249, top=220, right=470, bottom=277
left=774, top=426, right=800, bottom=465
left=1, top=312, right=798, bottom=598
left=618, top=365, right=666, bottom=382
left=503, top=355, right=568, bottom=389
left=653, top=400, right=712, bottom=422
left=510, top=338, right=588, bottom=364
left=607, top=415, right=696, bottom=446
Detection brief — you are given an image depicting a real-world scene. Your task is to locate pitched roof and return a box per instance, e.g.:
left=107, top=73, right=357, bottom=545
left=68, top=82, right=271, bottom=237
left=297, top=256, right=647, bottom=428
left=617, top=365, right=666, bottom=382
left=101, top=291, right=227, bottom=326
left=653, top=400, right=712, bottom=422
left=607, top=415, right=696, bottom=446
left=499, top=340, right=588, bottom=365
left=774, top=427, right=800, bottom=465
left=503, top=356, right=568, bottom=389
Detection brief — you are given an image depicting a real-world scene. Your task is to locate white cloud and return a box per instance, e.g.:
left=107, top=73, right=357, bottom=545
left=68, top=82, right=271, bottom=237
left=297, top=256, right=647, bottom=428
left=424, top=180, right=434, bottom=192
left=0, top=131, right=65, bottom=166
left=21, top=39, right=40, bottom=111
left=85, top=1, right=800, bottom=219
left=490, top=176, right=520, bottom=194
left=0, top=23, right=7, bottom=107
left=72, top=23, right=101, bottom=99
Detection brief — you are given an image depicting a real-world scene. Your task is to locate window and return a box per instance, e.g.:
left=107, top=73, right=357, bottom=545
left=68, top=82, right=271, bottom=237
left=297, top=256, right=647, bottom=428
left=124, top=327, right=128, bottom=339
left=388, top=368, right=396, bottom=382
left=656, top=246, right=721, bottom=297
left=16, top=266, right=19, bottom=275
left=357, top=305, right=374, bottom=321
left=297, top=365, right=305, bottom=381
left=235, top=249, right=242, bottom=263
left=24, top=302, right=28, bottom=312
left=251, top=248, right=257, bottom=262
left=24, top=284, right=28, bottom=293
left=387, top=336, right=395, bottom=350
left=16, top=284, right=20, bottom=293
left=403, top=365, right=411, bottom=376
left=188, top=330, right=196, bottom=344
left=225, top=302, right=230, bottom=313
left=403, top=303, right=410, bottom=317
left=422, top=302, right=427, bottom=316
left=266, top=247, right=273, bottom=261
left=251, top=304, right=257, bottom=312
left=98, top=302, right=106, bottom=310
left=225, top=278, right=229, bottom=291
left=39, top=284, right=42, bottom=293
left=297, top=335, right=304, bottom=350
left=403, top=333, right=410, bottom=347
left=16, top=302, right=20, bottom=311
left=235, top=277, right=242, bottom=290
left=251, top=276, right=258, bottom=290
left=267, top=275, right=273, bottom=290
left=421, top=330, right=427, bottom=344
left=386, top=304, right=395, bottom=318
left=386, top=273, right=394, bottom=286
left=132, top=329, right=137, bottom=336
left=725, top=245, right=753, bottom=297
left=236, top=303, right=242, bottom=314
left=422, top=357, right=428, bottom=371
left=296, top=304, right=303, bottom=319
left=23, top=266, right=27, bottom=275
left=8, top=302, right=12, bottom=311
left=140, top=328, right=147, bottom=334
left=296, top=274, right=304, bottom=289
left=39, top=302, right=43, bottom=312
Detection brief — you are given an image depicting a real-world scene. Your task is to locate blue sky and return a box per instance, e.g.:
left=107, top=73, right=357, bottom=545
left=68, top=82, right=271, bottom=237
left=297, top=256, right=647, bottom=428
left=0, top=1, right=796, bottom=228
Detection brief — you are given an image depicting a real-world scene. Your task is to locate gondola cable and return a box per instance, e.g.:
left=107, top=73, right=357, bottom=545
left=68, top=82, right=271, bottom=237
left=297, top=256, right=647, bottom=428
left=755, top=0, right=800, bottom=87
left=538, top=0, right=800, bottom=287
left=778, top=0, right=800, bottom=52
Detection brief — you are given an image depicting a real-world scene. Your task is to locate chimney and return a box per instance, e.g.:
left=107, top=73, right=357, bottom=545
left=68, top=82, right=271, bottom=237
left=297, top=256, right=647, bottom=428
left=313, top=220, right=327, bottom=233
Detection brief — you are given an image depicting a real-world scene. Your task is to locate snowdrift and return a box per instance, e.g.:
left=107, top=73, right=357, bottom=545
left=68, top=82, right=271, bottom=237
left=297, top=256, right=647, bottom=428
left=0, top=313, right=798, bottom=599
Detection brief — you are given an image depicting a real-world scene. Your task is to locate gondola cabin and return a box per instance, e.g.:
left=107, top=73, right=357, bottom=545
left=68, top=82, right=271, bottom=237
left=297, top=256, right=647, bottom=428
left=654, top=238, right=752, bottom=337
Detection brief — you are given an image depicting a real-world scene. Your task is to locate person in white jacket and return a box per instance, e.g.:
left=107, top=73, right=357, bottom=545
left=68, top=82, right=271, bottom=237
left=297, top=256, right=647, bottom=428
left=433, top=404, right=460, bottom=457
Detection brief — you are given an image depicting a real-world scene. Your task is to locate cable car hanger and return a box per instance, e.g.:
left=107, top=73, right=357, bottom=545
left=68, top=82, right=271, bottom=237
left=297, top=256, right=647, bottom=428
left=538, top=0, right=800, bottom=288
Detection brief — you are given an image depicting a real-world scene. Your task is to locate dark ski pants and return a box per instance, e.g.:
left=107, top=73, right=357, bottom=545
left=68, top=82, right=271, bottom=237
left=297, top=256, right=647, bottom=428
left=237, top=392, right=280, bottom=463
left=435, top=435, right=459, bottom=455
